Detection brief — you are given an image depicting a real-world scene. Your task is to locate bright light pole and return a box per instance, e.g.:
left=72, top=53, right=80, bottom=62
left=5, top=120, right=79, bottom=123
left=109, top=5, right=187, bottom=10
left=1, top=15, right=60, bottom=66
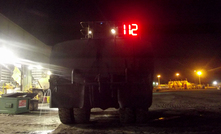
left=197, top=71, right=202, bottom=85
left=176, top=73, right=179, bottom=80
left=157, top=75, right=161, bottom=86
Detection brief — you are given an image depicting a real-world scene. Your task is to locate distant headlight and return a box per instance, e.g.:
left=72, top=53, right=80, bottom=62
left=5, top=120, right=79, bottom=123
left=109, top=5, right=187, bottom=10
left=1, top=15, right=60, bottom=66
left=88, top=30, right=92, bottom=34
left=111, top=29, right=116, bottom=34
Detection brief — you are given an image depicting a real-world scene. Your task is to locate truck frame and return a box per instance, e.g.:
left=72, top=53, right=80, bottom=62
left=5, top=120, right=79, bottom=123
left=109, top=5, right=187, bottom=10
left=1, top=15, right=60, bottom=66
left=49, top=21, right=153, bottom=124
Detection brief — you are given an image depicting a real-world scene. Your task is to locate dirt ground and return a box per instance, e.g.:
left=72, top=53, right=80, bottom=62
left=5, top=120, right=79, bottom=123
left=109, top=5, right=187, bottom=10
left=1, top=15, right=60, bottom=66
left=0, top=104, right=59, bottom=134
left=1, top=89, right=221, bottom=134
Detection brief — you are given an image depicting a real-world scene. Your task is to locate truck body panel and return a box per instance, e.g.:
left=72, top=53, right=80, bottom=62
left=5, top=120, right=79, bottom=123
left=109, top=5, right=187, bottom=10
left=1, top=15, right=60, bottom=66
left=49, top=38, right=153, bottom=110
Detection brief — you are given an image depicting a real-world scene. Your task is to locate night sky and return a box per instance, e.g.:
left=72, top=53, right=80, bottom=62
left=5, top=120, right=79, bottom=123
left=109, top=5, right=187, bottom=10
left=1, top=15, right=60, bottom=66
left=0, top=0, right=221, bottom=84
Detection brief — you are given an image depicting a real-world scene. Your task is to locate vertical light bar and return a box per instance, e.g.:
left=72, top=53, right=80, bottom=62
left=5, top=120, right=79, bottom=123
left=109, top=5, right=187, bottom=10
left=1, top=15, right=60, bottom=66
left=123, top=24, right=126, bottom=35
left=129, top=24, right=132, bottom=35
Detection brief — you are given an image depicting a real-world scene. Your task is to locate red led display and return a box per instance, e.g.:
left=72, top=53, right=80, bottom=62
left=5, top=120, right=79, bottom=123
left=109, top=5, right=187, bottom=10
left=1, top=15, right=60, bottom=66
left=123, top=24, right=138, bottom=36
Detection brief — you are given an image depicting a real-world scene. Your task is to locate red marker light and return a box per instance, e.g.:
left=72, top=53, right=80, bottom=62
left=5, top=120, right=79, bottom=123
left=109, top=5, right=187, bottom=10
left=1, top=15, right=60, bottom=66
left=123, top=23, right=138, bottom=36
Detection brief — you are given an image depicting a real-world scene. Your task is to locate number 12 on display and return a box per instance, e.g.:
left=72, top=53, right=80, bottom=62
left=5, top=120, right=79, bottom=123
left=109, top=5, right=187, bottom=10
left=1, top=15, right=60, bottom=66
left=123, top=24, right=138, bottom=36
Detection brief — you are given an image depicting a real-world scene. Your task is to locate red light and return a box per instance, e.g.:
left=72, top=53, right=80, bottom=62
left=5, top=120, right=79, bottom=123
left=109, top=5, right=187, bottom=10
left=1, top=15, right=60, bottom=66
left=123, top=24, right=126, bottom=35
left=123, top=23, right=138, bottom=36
left=128, top=24, right=132, bottom=35
left=131, top=24, right=138, bottom=36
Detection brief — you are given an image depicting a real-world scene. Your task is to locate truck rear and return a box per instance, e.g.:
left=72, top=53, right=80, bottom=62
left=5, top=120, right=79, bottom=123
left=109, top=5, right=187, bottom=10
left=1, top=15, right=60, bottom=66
left=49, top=21, right=153, bottom=124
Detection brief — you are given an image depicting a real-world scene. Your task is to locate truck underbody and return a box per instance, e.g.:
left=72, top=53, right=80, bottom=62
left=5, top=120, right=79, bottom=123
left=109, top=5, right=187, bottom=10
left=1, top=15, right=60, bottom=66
left=49, top=37, right=153, bottom=124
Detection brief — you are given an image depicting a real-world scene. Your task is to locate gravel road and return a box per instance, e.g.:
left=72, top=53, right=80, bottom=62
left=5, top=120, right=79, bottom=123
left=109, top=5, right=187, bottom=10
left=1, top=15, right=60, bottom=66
left=1, top=89, right=221, bottom=134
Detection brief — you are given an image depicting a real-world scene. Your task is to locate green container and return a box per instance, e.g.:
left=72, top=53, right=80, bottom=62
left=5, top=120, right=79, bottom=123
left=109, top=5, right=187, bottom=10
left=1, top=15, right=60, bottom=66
left=0, top=97, right=30, bottom=114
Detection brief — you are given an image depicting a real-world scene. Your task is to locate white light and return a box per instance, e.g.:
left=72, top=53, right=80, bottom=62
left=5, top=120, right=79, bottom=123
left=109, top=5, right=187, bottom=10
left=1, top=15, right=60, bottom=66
left=0, top=47, right=17, bottom=64
left=28, top=65, right=43, bottom=70
left=28, top=66, right=34, bottom=70
left=111, top=29, right=116, bottom=34
left=47, top=71, right=52, bottom=76
left=213, top=81, right=218, bottom=85
left=88, top=31, right=92, bottom=34
left=14, top=64, right=21, bottom=68
left=37, top=65, right=43, bottom=70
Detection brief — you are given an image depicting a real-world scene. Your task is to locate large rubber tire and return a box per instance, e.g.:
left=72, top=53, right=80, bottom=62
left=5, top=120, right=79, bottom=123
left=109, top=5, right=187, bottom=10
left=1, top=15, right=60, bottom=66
left=59, top=108, right=74, bottom=124
left=119, top=108, right=136, bottom=123
left=73, top=108, right=90, bottom=124
left=136, top=108, right=149, bottom=123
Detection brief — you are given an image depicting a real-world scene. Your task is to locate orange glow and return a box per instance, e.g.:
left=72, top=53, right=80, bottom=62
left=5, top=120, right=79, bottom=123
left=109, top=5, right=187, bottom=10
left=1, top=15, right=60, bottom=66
left=197, top=71, right=202, bottom=76
left=159, top=117, right=165, bottom=120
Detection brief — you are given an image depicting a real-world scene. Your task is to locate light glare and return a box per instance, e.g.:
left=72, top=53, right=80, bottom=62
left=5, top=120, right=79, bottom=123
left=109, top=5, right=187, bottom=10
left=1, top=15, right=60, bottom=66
left=0, top=47, right=17, bottom=64
left=111, top=29, right=116, bottom=34
left=37, top=65, right=43, bottom=69
left=47, top=71, right=52, bottom=76
left=213, top=81, right=217, bottom=85
left=28, top=66, right=33, bottom=70
left=197, top=71, right=202, bottom=76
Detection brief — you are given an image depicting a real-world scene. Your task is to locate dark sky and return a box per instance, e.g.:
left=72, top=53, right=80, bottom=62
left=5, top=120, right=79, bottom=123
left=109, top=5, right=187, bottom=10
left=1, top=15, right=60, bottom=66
left=0, top=0, right=221, bottom=83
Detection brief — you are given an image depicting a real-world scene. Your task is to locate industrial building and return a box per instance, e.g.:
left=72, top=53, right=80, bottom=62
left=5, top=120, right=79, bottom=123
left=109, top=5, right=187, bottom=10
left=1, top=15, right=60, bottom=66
left=0, top=13, right=51, bottom=98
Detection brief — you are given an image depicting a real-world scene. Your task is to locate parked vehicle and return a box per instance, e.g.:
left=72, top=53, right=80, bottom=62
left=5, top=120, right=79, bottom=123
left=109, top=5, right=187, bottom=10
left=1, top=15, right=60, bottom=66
left=49, top=21, right=154, bottom=124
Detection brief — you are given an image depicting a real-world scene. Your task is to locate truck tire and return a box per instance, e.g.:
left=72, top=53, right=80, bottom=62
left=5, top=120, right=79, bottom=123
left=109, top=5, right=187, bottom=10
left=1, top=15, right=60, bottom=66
left=73, top=108, right=90, bottom=124
left=59, top=108, right=74, bottom=124
left=136, top=108, right=149, bottom=123
left=119, top=108, right=136, bottom=123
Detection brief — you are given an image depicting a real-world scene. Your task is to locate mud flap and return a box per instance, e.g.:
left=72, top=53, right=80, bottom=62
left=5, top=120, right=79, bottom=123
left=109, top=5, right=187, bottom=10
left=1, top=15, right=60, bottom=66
left=50, top=84, right=85, bottom=108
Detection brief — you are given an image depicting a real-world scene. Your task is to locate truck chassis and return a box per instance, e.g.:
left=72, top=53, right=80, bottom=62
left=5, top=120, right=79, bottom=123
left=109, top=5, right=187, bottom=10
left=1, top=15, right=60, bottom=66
left=49, top=22, right=153, bottom=124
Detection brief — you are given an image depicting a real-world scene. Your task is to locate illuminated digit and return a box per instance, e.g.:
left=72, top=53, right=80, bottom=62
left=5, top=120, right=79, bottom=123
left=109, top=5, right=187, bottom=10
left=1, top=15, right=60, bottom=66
left=131, top=24, right=138, bottom=36
left=123, top=24, right=138, bottom=36
left=129, top=24, right=132, bottom=35
left=123, top=24, right=126, bottom=35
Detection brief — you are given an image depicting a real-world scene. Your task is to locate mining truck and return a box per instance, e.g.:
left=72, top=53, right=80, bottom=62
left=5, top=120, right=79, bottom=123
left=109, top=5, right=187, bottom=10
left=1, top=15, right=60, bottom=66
left=49, top=21, right=153, bottom=124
